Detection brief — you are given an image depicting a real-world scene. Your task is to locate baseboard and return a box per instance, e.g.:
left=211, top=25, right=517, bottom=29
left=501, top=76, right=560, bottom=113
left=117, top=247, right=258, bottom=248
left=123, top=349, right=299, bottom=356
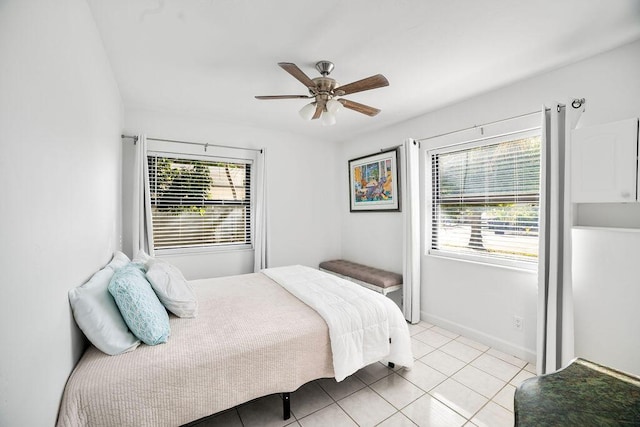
left=421, top=311, right=536, bottom=364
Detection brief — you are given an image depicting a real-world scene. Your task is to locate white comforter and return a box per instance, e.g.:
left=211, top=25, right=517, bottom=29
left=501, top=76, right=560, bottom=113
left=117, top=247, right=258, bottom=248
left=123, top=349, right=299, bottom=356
left=263, top=265, right=413, bottom=381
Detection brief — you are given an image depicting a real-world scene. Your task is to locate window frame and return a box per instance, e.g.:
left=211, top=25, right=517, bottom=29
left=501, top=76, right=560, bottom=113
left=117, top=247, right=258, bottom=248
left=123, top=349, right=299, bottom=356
left=144, top=141, right=258, bottom=256
left=426, top=127, right=542, bottom=271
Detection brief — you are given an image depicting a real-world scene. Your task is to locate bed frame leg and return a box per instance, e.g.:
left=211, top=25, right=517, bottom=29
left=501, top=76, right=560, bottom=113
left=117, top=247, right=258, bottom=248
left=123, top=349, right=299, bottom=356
left=388, top=362, right=395, bottom=368
left=282, top=392, right=291, bottom=420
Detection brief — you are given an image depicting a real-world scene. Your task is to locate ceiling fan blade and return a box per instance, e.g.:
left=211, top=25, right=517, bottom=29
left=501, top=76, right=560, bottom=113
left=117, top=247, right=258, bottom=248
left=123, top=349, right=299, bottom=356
left=278, top=62, right=316, bottom=89
left=255, top=95, right=310, bottom=100
left=312, top=103, right=323, bottom=119
left=338, top=99, right=381, bottom=116
left=336, top=74, right=389, bottom=95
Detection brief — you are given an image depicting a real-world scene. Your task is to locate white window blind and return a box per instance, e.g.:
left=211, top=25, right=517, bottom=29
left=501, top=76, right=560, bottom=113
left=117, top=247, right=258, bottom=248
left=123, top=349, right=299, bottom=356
left=430, top=132, right=541, bottom=265
left=147, top=154, right=251, bottom=251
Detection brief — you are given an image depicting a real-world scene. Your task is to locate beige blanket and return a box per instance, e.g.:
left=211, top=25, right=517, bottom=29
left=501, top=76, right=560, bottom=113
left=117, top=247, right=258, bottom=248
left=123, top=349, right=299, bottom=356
left=57, top=273, right=334, bottom=427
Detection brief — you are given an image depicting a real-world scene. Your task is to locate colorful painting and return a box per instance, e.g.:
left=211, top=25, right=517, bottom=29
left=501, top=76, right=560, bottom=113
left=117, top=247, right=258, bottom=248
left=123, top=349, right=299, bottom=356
left=349, top=149, right=400, bottom=212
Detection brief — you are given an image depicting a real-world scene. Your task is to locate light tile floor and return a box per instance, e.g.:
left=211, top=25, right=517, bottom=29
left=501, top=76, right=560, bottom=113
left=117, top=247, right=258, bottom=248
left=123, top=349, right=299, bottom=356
left=191, top=322, right=537, bottom=427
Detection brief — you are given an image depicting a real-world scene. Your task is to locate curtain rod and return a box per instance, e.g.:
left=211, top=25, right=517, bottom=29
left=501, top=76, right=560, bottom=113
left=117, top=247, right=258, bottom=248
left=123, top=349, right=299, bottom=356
left=416, top=99, right=584, bottom=143
left=120, top=134, right=263, bottom=153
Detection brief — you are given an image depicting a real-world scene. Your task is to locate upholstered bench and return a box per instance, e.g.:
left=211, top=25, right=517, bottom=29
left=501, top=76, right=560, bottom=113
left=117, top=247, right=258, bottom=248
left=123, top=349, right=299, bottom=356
left=319, top=260, right=402, bottom=295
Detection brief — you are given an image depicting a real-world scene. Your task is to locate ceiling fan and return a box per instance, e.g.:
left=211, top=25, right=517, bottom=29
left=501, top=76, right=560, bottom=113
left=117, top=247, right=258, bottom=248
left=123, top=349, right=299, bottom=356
left=255, top=61, right=389, bottom=126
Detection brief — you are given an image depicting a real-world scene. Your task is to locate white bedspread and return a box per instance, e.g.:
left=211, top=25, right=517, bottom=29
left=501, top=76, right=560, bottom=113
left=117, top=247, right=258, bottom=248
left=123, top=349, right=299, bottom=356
left=263, top=265, right=413, bottom=381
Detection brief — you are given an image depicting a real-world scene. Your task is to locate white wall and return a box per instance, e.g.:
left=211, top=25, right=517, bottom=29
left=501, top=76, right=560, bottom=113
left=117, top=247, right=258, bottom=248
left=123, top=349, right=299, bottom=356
left=1, top=5, right=635, bottom=424
left=123, top=110, right=342, bottom=279
left=340, top=39, right=640, bottom=363
left=573, top=227, right=640, bottom=376
left=0, top=1, right=124, bottom=425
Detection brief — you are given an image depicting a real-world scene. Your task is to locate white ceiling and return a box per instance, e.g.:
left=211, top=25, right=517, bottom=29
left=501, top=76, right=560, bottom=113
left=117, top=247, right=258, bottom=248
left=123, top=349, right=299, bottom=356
left=87, top=0, right=640, bottom=143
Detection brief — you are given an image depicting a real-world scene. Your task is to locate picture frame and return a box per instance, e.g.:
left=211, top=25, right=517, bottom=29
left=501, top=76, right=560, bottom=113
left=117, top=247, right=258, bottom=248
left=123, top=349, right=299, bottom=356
left=348, top=148, right=401, bottom=212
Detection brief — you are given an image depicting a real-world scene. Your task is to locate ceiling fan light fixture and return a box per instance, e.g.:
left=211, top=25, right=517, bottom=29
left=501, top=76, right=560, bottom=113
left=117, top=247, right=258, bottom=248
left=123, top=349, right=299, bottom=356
left=257, top=61, right=389, bottom=123
left=299, top=102, right=316, bottom=120
left=321, top=110, right=337, bottom=126
left=326, top=99, right=342, bottom=114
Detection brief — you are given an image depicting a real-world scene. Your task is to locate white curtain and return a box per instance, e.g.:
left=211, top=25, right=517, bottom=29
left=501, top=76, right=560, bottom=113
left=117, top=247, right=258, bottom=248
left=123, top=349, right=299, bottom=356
left=132, top=134, right=154, bottom=256
left=402, top=138, right=421, bottom=323
left=253, top=148, right=268, bottom=272
left=537, top=102, right=584, bottom=374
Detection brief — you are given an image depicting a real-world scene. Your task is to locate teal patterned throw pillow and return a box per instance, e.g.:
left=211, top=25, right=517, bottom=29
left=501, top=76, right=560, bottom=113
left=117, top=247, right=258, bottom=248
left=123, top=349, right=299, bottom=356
left=108, top=263, right=170, bottom=346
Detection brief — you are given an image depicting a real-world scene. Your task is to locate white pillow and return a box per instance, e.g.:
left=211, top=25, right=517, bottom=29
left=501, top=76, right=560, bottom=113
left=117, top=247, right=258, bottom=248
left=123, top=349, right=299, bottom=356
left=68, top=251, right=140, bottom=355
left=108, top=251, right=131, bottom=271
left=145, top=259, right=198, bottom=318
left=132, top=250, right=152, bottom=269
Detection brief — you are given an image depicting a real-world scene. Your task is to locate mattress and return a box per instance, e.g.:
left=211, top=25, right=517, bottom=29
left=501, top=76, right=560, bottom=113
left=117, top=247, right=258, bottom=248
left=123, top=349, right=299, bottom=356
left=57, top=272, right=334, bottom=427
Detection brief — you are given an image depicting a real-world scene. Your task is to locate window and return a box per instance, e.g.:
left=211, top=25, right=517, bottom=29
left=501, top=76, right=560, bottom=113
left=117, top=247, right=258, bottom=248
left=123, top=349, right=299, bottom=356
left=147, top=154, right=252, bottom=252
left=430, top=130, right=541, bottom=267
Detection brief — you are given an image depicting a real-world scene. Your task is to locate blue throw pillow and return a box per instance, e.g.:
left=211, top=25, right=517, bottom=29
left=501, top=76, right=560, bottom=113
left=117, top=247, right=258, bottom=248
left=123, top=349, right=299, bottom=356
left=108, top=263, right=170, bottom=345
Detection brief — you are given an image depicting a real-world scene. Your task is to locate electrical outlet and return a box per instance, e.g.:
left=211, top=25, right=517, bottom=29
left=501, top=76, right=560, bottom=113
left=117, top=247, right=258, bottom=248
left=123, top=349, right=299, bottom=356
left=513, top=315, right=524, bottom=331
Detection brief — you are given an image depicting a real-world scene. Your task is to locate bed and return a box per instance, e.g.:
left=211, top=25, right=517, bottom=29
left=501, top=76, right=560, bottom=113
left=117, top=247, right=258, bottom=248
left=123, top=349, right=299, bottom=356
left=57, top=265, right=412, bottom=426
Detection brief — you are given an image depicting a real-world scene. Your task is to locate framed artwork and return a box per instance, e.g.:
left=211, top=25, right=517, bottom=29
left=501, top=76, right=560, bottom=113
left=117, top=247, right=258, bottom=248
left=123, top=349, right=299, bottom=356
left=348, top=148, right=400, bottom=212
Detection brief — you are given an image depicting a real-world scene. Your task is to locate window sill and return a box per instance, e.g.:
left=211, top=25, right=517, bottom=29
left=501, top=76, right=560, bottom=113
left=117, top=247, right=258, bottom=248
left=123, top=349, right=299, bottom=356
left=427, top=249, right=538, bottom=273
left=154, top=244, right=253, bottom=257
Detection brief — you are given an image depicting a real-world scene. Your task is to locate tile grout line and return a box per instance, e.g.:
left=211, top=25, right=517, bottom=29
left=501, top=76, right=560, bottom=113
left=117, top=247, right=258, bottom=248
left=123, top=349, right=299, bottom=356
left=298, top=369, right=396, bottom=426
left=445, top=346, right=508, bottom=423
left=464, top=379, right=515, bottom=423
left=366, top=371, right=425, bottom=423
left=229, top=321, right=532, bottom=427
left=399, top=329, right=532, bottom=425
left=334, top=389, right=379, bottom=427
left=396, top=345, right=489, bottom=423
left=292, top=382, right=335, bottom=424
left=459, top=359, right=529, bottom=423
left=418, top=344, right=514, bottom=423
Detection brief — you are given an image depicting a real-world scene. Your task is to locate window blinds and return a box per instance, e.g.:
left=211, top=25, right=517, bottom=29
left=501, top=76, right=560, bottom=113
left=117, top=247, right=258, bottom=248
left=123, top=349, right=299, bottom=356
left=431, top=135, right=541, bottom=263
left=147, top=155, right=251, bottom=250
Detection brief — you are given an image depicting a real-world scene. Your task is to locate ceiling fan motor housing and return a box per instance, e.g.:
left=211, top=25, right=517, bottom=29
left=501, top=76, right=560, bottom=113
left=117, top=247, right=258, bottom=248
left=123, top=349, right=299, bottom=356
left=315, top=60, right=334, bottom=76
left=311, top=77, right=338, bottom=94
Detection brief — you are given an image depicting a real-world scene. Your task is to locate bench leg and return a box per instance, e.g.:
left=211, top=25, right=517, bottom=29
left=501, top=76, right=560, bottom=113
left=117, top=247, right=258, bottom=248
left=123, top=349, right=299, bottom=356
left=388, top=362, right=395, bottom=369
left=282, top=392, right=291, bottom=420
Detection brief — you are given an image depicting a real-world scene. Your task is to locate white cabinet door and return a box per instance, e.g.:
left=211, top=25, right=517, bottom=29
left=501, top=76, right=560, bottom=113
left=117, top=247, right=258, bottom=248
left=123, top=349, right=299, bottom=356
left=571, top=118, right=638, bottom=203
